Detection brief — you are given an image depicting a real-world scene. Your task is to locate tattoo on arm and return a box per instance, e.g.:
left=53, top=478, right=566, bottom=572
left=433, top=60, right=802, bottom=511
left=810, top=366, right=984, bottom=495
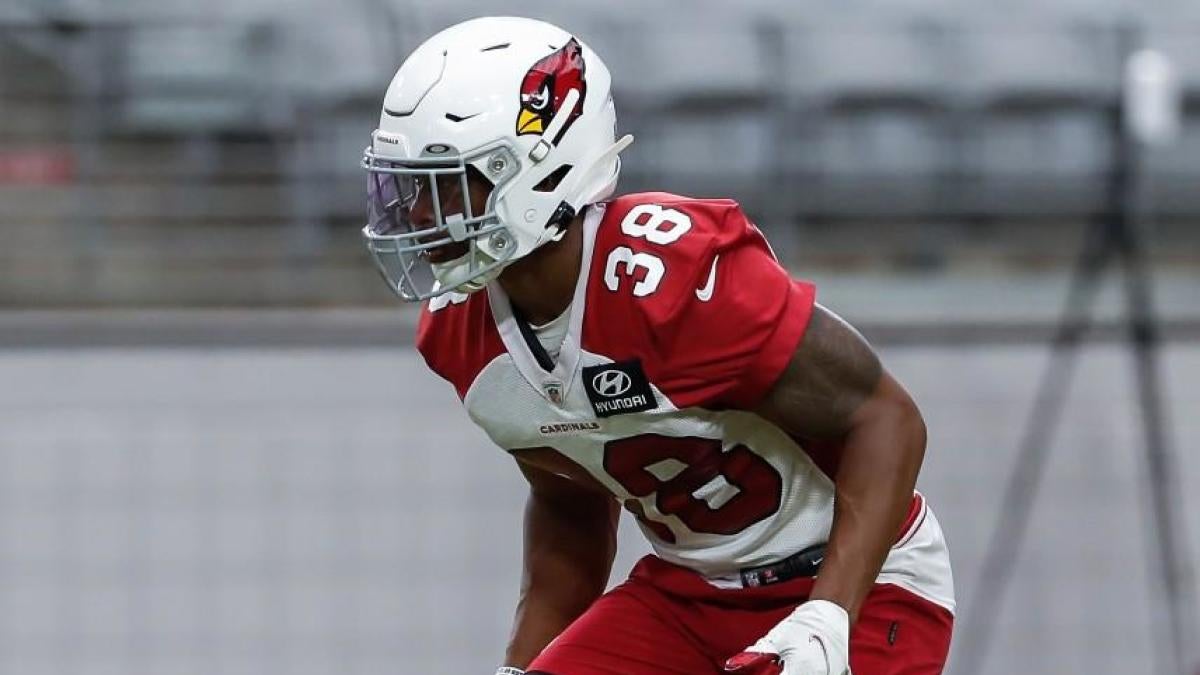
left=755, top=304, right=883, bottom=440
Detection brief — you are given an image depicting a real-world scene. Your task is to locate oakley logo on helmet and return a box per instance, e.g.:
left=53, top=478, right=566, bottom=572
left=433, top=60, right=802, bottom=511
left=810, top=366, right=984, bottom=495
left=592, top=369, right=632, bottom=398
left=517, top=37, right=587, bottom=143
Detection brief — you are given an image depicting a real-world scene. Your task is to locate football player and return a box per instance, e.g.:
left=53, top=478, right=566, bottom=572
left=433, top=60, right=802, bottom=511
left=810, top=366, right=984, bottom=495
left=362, top=16, right=955, bottom=675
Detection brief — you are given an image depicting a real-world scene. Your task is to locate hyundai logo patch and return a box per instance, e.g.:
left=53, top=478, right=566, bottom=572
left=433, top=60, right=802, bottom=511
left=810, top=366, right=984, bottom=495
left=581, top=360, right=656, bottom=418
left=591, top=369, right=632, bottom=397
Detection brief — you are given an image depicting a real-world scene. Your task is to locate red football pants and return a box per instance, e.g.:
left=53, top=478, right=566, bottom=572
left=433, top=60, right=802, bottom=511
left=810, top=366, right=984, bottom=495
left=528, top=555, right=953, bottom=675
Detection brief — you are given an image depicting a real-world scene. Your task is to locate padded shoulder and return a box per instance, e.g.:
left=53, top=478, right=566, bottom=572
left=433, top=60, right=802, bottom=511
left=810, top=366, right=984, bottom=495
left=583, top=193, right=816, bottom=410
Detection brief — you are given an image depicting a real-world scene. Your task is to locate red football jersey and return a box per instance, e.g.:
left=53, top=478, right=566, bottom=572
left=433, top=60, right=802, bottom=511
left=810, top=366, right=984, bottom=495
left=416, top=193, right=954, bottom=611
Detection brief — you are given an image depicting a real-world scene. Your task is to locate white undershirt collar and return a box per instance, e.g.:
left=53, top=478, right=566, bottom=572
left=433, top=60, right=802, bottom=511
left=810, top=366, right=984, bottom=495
left=530, top=303, right=572, bottom=363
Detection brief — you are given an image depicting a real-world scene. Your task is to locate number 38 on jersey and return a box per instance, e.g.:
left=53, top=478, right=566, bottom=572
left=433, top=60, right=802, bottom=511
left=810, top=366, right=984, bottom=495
left=603, top=204, right=692, bottom=297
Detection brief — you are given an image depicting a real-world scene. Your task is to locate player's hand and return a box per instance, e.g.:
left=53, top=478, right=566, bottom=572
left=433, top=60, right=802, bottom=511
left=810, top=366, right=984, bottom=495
left=724, top=600, right=851, bottom=675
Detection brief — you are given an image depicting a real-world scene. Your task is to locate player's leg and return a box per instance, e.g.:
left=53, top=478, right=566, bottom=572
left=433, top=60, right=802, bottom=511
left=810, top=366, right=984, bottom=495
left=527, top=571, right=718, bottom=675
left=849, top=583, right=954, bottom=675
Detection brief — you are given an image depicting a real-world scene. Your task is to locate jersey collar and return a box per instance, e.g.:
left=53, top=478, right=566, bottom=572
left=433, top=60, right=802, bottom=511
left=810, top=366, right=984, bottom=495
left=486, top=204, right=604, bottom=404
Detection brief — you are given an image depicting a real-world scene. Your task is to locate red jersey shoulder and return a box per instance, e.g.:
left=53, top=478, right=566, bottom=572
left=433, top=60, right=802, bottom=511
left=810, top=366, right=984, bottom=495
left=583, top=192, right=816, bottom=410
left=590, top=192, right=759, bottom=316
left=415, top=290, right=506, bottom=400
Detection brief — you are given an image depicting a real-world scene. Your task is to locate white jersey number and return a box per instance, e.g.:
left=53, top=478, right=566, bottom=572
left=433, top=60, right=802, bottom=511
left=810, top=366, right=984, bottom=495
left=603, top=247, right=664, bottom=297
left=620, top=204, right=692, bottom=245
left=428, top=291, right=470, bottom=312
left=604, top=205, right=692, bottom=297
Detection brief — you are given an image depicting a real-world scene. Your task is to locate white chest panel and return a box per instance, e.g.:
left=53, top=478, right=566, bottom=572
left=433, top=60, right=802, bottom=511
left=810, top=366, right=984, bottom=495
left=464, top=348, right=836, bottom=577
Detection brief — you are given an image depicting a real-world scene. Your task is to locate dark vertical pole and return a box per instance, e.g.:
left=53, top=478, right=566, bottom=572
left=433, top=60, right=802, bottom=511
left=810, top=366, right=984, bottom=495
left=756, top=17, right=797, bottom=249
left=956, top=19, right=1200, bottom=675
left=1114, top=22, right=1197, bottom=675
left=953, top=176, right=1111, bottom=675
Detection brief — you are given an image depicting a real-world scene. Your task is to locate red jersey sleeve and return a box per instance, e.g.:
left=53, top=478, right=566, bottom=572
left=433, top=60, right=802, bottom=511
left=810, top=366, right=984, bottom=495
left=585, top=194, right=816, bottom=411
left=415, top=291, right=507, bottom=401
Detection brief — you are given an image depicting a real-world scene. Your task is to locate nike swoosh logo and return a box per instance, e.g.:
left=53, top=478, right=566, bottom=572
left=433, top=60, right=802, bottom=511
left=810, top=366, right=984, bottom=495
left=809, top=635, right=835, bottom=674
left=695, top=255, right=719, bottom=302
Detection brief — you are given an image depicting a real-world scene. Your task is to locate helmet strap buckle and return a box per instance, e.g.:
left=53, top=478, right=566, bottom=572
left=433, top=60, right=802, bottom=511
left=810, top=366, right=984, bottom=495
left=527, top=88, right=581, bottom=164
left=529, top=139, right=553, bottom=162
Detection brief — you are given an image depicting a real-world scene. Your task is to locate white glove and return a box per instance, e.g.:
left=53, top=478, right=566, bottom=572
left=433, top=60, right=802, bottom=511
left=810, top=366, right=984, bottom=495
left=724, top=600, right=851, bottom=675
left=494, top=668, right=524, bottom=675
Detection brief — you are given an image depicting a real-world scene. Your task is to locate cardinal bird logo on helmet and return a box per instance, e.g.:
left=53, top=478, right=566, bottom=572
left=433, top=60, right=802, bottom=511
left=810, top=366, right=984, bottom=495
left=516, top=38, right=587, bottom=144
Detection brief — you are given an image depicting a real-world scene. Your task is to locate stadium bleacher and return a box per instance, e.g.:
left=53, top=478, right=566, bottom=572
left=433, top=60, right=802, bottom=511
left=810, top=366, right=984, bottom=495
left=1, top=1, right=1198, bottom=305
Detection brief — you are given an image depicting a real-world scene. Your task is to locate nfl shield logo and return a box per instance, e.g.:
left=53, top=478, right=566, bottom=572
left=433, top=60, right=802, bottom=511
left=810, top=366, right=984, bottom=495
left=544, top=381, right=563, bottom=405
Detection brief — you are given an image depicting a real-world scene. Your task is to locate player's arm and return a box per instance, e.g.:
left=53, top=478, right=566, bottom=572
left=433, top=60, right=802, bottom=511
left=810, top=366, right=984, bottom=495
left=755, top=303, right=924, bottom=622
left=727, top=303, right=924, bottom=674
left=503, top=458, right=620, bottom=669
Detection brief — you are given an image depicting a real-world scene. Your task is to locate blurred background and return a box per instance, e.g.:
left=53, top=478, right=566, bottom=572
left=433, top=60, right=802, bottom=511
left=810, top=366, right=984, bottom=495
left=1, top=0, right=1198, bottom=673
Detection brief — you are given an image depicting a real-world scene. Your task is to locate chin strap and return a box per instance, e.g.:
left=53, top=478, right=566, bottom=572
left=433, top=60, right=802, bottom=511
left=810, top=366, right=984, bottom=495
left=545, top=202, right=577, bottom=239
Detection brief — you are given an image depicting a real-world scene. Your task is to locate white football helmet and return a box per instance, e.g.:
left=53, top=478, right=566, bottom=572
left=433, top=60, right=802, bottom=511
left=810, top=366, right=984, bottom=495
left=363, top=16, right=633, bottom=301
